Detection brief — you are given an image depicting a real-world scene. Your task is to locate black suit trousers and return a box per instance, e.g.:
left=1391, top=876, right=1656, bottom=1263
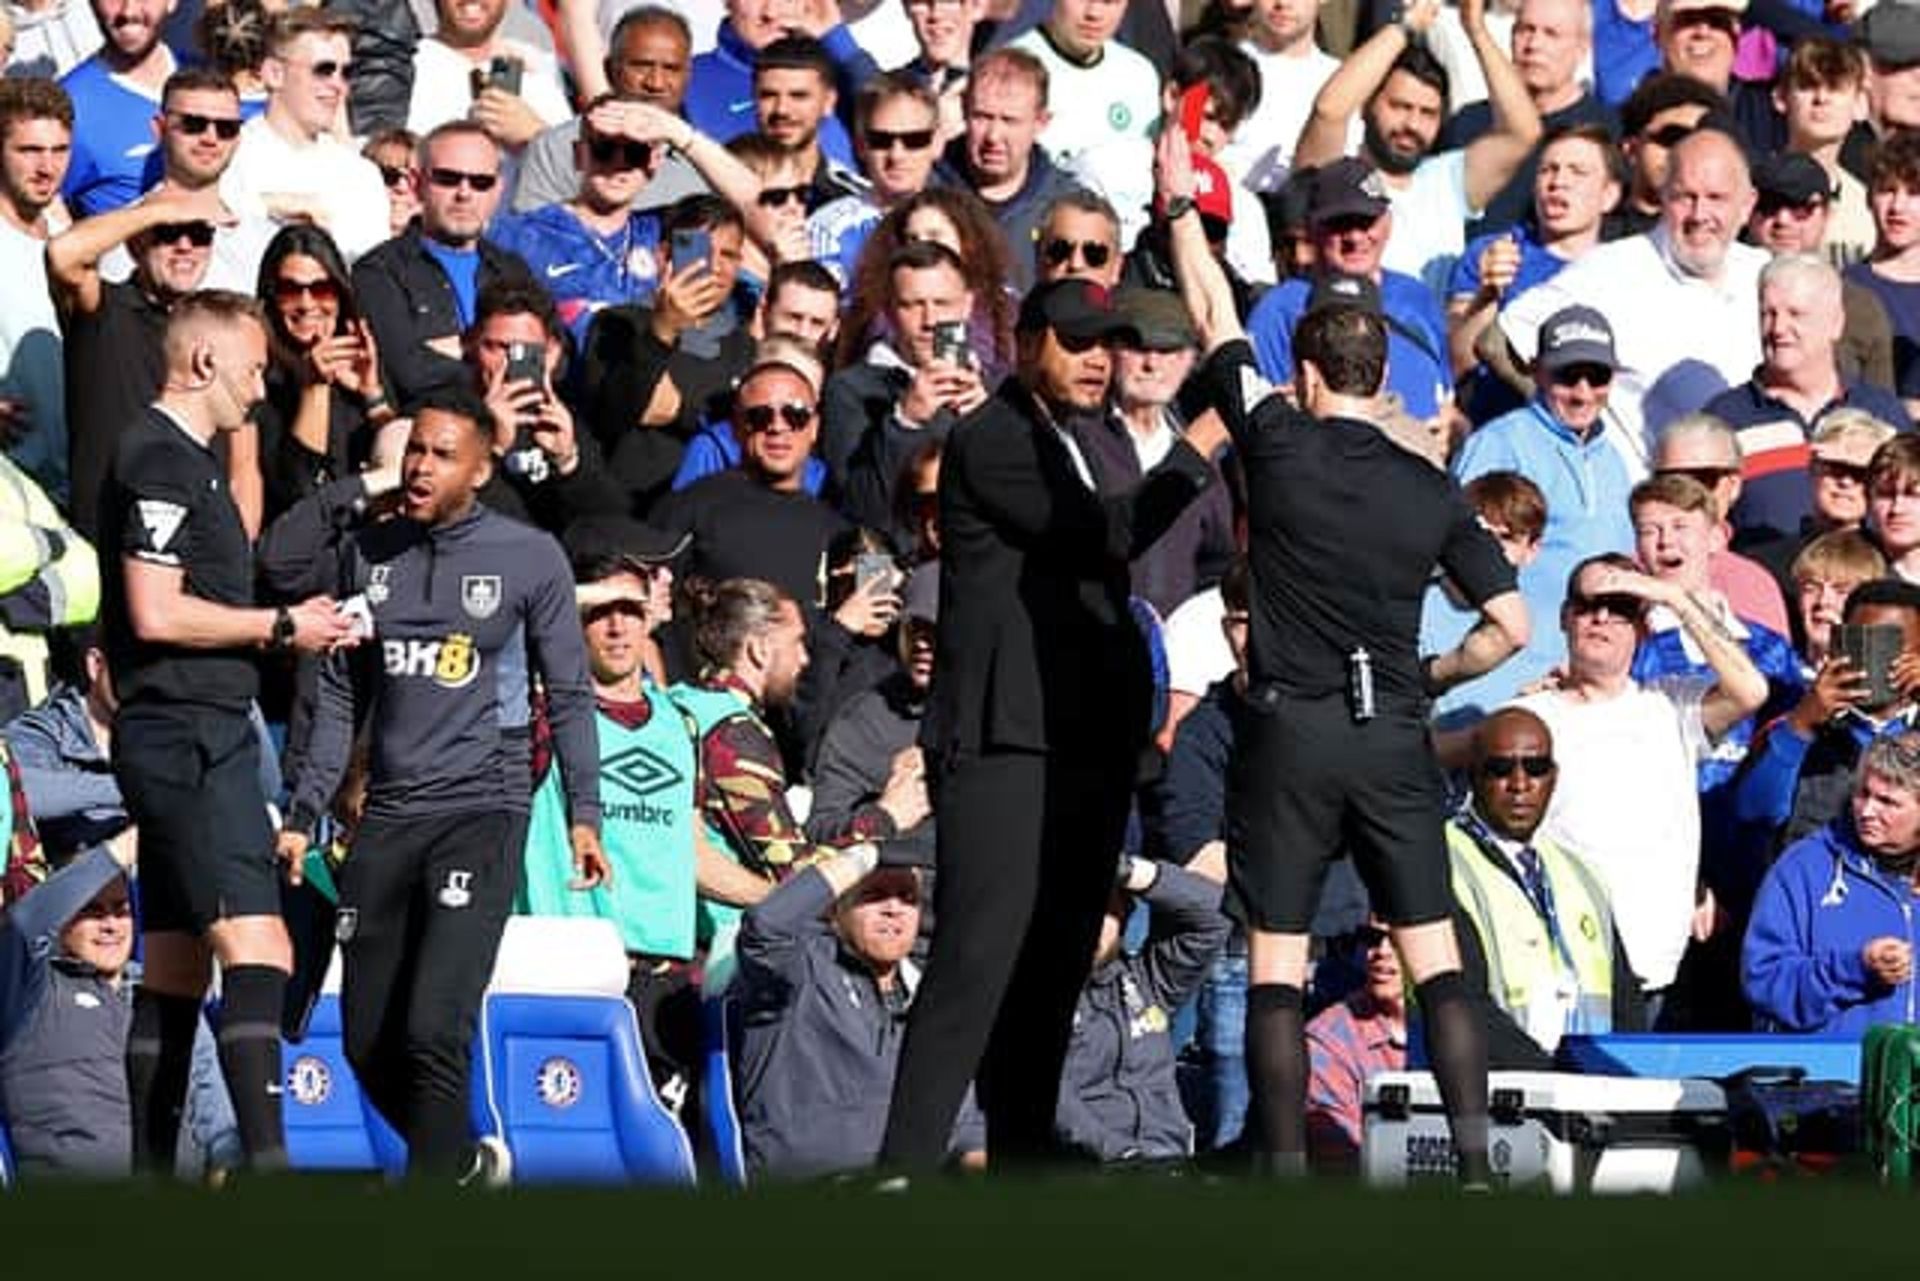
left=880, top=747, right=1134, bottom=1169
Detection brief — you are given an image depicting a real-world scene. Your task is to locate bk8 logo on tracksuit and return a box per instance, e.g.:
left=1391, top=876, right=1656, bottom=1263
left=382, top=633, right=481, bottom=689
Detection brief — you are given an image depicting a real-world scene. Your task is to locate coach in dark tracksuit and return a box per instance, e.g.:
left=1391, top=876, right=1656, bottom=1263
left=279, top=387, right=608, bottom=1181
left=878, top=279, right=1227, bottom=1172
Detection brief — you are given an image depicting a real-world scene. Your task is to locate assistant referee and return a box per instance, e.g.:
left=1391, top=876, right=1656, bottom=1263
left=101, top=291, right=357, bottom=1173
left=1158, top=132, right=1530, bottom=1184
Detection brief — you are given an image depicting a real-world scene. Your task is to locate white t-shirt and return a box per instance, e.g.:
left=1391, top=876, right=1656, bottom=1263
left=1382, top=148, right=1474, bottom=301
left=219, top=117, right=394, bottom=263
left=1498, top=227, right=1768, bottom=473
left=1515, top=678, right=1714, bottom=990
left=6, top=0, right=100, bottom=79
left=405, top=38, right=573, bottom=140
left=848, top=0, right=919, bottom=72
left=1010, top=30, right=1160, bottom=166
left=1164, top=587, right=1233, bottom=697
left=0, top=216, right=67, bottom=498
left=1065, top=135, right=1277, bottom=285
left=1217, top=42, right=1342, bottom=193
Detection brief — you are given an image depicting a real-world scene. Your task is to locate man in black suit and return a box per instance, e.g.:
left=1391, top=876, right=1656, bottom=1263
left=878, top=278, right=1229, bottom=1172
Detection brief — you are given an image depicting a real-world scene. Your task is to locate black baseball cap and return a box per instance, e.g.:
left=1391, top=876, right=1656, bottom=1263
left=1015, top=278, right=1138, bottom=342
left=1308, top=156, right=1391, bottom=226
left=1753, top=151, right=1835, bottom=207
left=1535, top=304, right=1619, bottom=374
left=1304, top=271, right=1383, bottom=317
left=1861, top=3, right=1920, bottom=67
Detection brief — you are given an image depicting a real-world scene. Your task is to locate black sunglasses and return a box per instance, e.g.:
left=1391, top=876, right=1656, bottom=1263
left=1814, top=457, right=1874, bottom=485
left=1756, top=194, right=1826, bottom=218
left=1354, top=925, right=1392, bottom=950
left=1673, top=7, right=1740, bottom=31
left=427, top=167, right=499, bottom=192
left=1042, top=237, right=1113, bottom=269
left=865, top=126, right=935, bottom=152
left=376, top=163, right=409, bottom=189
left=1551, top=363, right=1613, bottom=388
left=151, top=220, right=216, bottom=247
left=1656, top=464, right=1736, bottom=487
left=740, top=401, right=815, bottom=433
left=587, top=136, right=654, bottom=169
left=1567, top=591, right=1645, bottom=621
left=756, top=184, right=809, bottom=210
left=1644, top=122, right=1696, bottom=147
left=1481, top=754, right=1556, bottom=779
left=170, top=111, right=242, bottom=140
left=302, top=57, right=353, bottom=80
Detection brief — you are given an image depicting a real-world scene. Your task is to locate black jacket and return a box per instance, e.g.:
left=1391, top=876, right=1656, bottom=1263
left=350, top=226, right=538, bottom=407
left=925, top=377, right=1211, bottom=762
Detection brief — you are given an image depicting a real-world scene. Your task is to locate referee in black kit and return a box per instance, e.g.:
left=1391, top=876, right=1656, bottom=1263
left=101, top=291, right=357, bottom=1173
left=1158, top=131, right=1529, bottom=1184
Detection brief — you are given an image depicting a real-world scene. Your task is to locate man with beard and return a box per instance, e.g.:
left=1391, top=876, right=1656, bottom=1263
left=0, top=78, right=73, bottom=500
left=60, top=0, right=175, bottom=216
left=752, top=35, right=862, bottom=209
left=1293, top=0, right=1541, bottom=297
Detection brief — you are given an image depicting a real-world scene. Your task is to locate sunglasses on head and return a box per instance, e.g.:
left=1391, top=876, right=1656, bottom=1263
left=1568, top=591, right=1645, bottom=621
left=427, top=167, right=499, bottom=192
left=866, top=126, right=935, bottom=152
left=1551, top=363, right=1613, bottom=388
left=587, top=136, right=654, bottom=170
left=1481, top=753, right=1556, bottom=779
left=376, top=163, right=409, bottom=189
left=170, top=111, right=242, bottom=140
left=756, top=184, right=809, bottom=210
left=740, top=401, right=815, bottom=433
left=1042, top=237, right=1113, bottom=269
left=1644, top=122, right=1696, bottom=148
left=151, top=220, right=216, bottom=247
left=274, top=275, right=341, bottom=304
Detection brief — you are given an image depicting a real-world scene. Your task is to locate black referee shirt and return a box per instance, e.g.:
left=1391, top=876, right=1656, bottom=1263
left=1195, top=340, right=1515, bottom=705
left=99, top=407, right=260, bottom=710
left=66, top=281, right=170, bottom=539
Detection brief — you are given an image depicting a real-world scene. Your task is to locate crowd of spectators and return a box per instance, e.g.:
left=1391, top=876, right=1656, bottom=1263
left=2, top=0, right=1920, bottom=1184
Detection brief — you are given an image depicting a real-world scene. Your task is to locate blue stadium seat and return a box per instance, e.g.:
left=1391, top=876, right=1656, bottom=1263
left=702, top=997, right=747, bottom=1187
left=281, top=991, right=406, bottom=1175
left=1559, top=1034, right=1862, bottom=1082
left=0, top=1116, right=14, bottom=1189
left=470, top=917, right=696, bottom=1185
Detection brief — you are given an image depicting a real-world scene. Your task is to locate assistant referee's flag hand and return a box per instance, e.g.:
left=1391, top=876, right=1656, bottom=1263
left=276, top=829, right=311, bottom=887
left=570, top=824, right=611, bottom=891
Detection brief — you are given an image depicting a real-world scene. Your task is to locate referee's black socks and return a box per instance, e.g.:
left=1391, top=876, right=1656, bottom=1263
left=127, top=987, right=201, bottom=1173
left=218, top=965, right=290, bottom=1172
left=1243, top=982, right=1308, bottom=1172
left=1415, top=970, right=1492, bottom=1186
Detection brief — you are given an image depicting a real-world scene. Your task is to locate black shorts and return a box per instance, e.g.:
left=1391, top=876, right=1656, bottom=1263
left=114, top=701, right=278, bottom=934
left=1226, top=690, right=1451, bottom=933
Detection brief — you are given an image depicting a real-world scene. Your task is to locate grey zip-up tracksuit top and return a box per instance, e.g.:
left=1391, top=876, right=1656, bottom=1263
left=286, top=507, right=599, bottom=834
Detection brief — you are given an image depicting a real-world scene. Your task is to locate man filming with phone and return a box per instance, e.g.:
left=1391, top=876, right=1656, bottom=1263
left=406, top=0, right=571, bottom=150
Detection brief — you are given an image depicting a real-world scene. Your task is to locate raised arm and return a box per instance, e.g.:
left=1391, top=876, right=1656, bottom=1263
left=1157, top=126, right=1243, bottom=356
left=48, top=186, right=234, bottom=316
left=1458, top=0, right=1544, bottom=211
left=1587, top=564, right=1768, bottom=738
left=1294, top=0, right=1440, bottom=168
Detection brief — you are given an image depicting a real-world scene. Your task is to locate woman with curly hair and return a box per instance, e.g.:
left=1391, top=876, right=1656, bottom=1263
left=836, top=186, right=1014, bottom=384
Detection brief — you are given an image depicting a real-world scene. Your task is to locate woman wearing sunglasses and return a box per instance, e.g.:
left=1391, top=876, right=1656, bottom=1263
left=255, top=223, right=393, bottom=521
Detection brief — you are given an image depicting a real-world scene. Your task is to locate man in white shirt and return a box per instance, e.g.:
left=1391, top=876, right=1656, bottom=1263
left=1009, top=0, right=1158, bottom=165
left=0, top=77, right=71, bottom=501
left=1220, top=0, right=1340, bottom=192
left=1498, top=127, right=1767, bottom=472
left=1293, top=0, right=1542, bottom=297
left=1515, top=552, right=1766, bottom=1003
left=406, top=0, right=572, bottom=152
left=7, top=0, right=100, bottom=79
left=219, top=10, right=390, bottom=262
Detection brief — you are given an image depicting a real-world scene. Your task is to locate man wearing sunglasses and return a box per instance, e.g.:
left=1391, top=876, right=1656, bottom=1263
left=1446, top=708, right=1639, bottom=1063
left=493, top=96, right=763, bottom=344
left=1516, top=551, right=1766, bottom=1016
left=1609, top=72, right=1723, bottom=237
left=218, top=10, right=391, bottom=264
left=809, top=73, right=941, bottom=286
left=1704, top=254, right=1907, bottom=545
left=59, top=0, right=177, bottom=218
left=1033, top=191, right=1124, bottom=290
left=353, top=120, right=540, bottom=408
left=0, top=837, right=140, bottom=1176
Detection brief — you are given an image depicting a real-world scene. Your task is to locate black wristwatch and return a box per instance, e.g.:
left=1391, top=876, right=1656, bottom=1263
left=267, top=606, right=296, bottom=653
left=1164, top=194, right=1196, bottom=222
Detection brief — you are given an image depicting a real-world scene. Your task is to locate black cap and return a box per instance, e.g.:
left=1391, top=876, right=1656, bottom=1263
left=1861, top=3, right=1920, bottom=67
left=563, top=515, right=689, bottom=574
left=1753, top=151, right=1835, bottom=206
left=1015, top=278, right=1136, bottom=341
left=1308, top=156, right=1391, bottom=226
left=1116, top=286, right=1199, bottom=350
left=1304, top=271, right=1382, bottom=317
left=1535, top=304, right=1619, bottom=373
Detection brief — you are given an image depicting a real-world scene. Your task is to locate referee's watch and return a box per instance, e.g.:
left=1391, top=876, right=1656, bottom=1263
left=1164, top=194, right=1196, bottom=222
left=267, top=606, right=296, bottom=653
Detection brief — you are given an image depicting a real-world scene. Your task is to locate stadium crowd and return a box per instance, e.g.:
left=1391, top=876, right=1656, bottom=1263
left=2, top=0, right=1920, bottom=1186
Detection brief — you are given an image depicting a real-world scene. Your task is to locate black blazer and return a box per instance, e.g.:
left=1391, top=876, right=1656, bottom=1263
left=924, top=378, right=1213, bottom=762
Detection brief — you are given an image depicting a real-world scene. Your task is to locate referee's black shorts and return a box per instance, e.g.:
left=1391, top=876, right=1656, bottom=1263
left=1227, top=689, right=1451, bottom=933
left=114, top=701, right=278, bottom=934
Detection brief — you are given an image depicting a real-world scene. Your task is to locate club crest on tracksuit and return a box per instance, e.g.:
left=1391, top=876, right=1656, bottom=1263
left=462, top=575, right=502, bottom=619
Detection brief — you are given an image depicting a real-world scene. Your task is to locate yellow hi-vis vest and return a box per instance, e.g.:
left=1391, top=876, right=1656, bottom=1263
left=1445, top=819, right=1614, bottom=1052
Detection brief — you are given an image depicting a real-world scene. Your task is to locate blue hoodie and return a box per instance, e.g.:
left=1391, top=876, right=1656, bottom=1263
left=1743, top=818, right=1920, bottom=1036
